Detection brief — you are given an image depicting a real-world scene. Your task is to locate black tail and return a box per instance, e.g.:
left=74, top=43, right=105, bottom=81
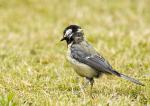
left=110, top=69, right=144, bottom=86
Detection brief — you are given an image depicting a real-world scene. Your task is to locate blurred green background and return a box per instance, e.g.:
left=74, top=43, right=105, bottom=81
left=0, top=0, right=149, bottom=105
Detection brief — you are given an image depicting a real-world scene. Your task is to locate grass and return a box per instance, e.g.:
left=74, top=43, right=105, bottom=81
left=0, top=0, right=150, bottom=105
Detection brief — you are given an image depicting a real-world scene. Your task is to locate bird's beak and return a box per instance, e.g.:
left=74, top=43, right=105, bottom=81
left=60, top=37, right=65, bottom=41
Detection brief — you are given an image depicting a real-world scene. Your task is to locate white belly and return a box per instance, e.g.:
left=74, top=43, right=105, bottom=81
left=71, top=60, right=98, bottom=78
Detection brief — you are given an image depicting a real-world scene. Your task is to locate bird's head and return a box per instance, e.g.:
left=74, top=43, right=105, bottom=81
left=60, top=25, right=84, bottom=44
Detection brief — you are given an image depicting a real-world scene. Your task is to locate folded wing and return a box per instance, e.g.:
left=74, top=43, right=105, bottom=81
left=71, top=43, right=144, bottom=86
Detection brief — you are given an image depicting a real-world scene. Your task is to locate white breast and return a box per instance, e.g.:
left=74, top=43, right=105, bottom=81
left=67, top=43, right=98, bottom=78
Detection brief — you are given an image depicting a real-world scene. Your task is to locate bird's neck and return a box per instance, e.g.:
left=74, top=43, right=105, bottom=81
left=73, top=36, right=84, bottom=44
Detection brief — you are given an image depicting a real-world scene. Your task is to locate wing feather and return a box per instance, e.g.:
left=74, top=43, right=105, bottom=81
left=70, top=42, right=144, bottom=86
left=71, top=42, right=114, bottom=74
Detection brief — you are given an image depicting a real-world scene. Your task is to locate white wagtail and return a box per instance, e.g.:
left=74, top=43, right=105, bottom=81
left=61, top=25, right=144, bottom=95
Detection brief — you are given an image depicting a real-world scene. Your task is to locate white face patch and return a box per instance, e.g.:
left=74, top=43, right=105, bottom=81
left=65, top=29, right=72, bottom=37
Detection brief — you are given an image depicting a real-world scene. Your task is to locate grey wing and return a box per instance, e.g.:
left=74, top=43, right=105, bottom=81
left=70, top=42, right=144, bottom=86
left=70, top=43, right=120, bottom=76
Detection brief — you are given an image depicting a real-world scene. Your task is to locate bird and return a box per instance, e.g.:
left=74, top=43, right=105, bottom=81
left=60, top=25, right=144, bottom=96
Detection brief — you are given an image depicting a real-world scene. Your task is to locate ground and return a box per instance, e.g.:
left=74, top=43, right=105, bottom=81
left=0, top=0, right=150, bottom=105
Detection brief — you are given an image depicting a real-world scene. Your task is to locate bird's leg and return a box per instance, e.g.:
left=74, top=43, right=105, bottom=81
left=89, top=78, right=94, bottom=98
